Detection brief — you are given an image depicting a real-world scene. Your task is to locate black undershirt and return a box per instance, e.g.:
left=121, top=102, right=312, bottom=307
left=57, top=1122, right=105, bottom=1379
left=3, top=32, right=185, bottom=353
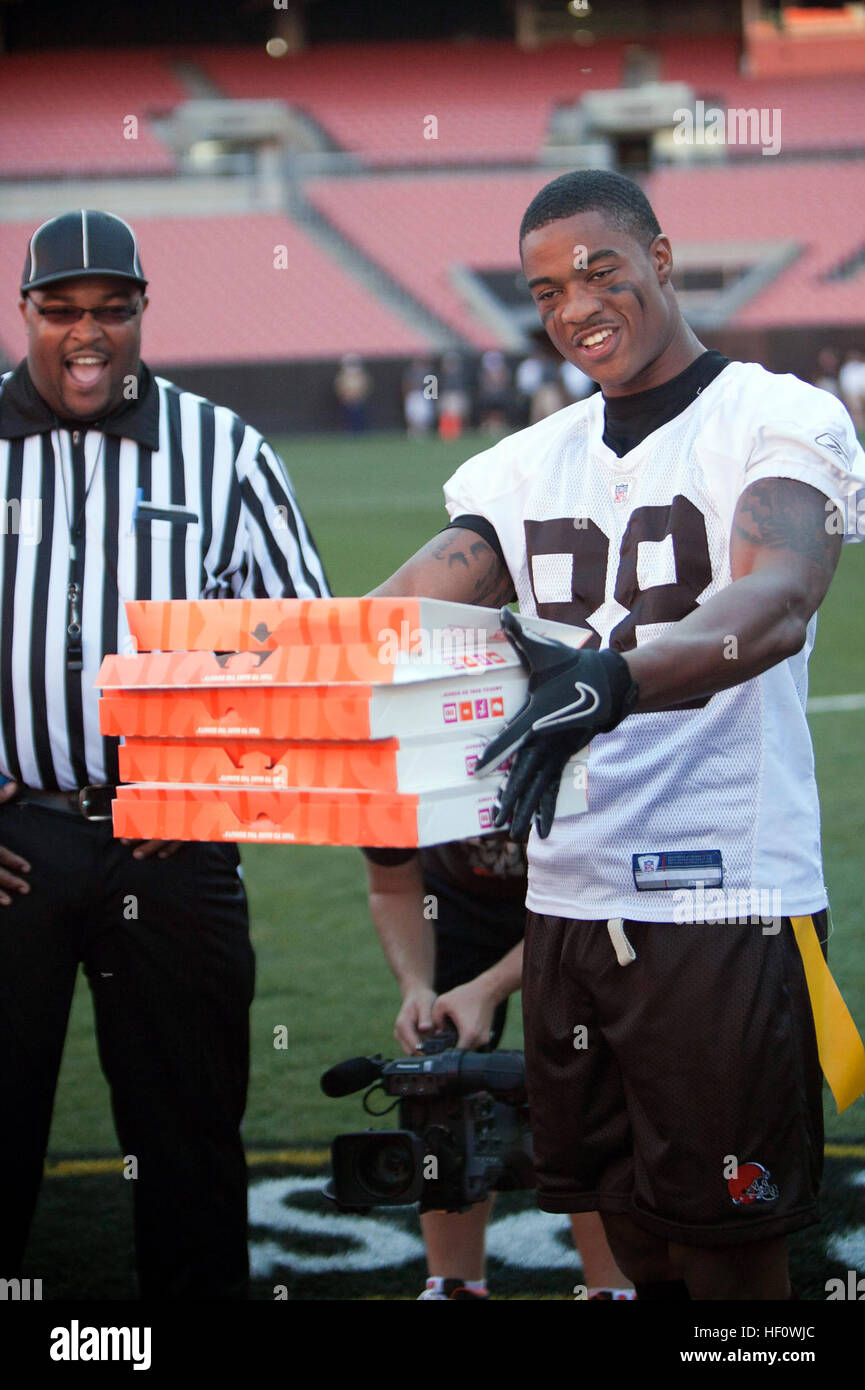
left=446, top=350, right=732, bottom=567
left=602, top=348, right=730, bottom=458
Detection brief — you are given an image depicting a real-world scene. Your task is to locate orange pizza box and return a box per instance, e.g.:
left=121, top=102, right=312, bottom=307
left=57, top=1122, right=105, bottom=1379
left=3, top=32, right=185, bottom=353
left=116, top=737, right=415, bottom=789
left=111, top=769, right=588, bottom=847
left=96, top=641, right=524, bottom=691
left=123, top=596, right=590, bottom=654
left=116, top=731, right=589, bottom=793
left=98, top=664, right=530, bottom=741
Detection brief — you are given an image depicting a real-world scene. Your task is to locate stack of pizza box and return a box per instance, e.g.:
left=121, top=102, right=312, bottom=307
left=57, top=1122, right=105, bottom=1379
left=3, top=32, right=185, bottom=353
left=97, top=597, right=589, bottom=847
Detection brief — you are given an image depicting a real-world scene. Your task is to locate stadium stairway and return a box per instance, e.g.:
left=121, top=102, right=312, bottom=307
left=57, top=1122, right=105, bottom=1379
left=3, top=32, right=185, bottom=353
left=288, top=179, right=464, bottom=351
left=168, top=56, right=225, bottom=101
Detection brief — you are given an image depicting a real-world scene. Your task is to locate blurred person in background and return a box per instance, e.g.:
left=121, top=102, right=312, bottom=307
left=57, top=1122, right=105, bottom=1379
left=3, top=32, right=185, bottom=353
left=515, top=347, right=545, bottom=422
left=561, top=358, right=595, bottom=404
left=838, top=348, right=865, bottom=433
left=437, top=351, right=470, bottom=441
left=402, top=355, right=436, bottom=438
left=813, top=347, right=841, bottom=399
left=334, top=352, right=373, bottom=432
left=476, top=350, right=513, bottom=435
left=516, top=346, right=567, bottom=425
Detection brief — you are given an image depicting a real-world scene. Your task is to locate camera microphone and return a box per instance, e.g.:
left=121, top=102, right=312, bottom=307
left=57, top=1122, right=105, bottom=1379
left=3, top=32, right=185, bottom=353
left=320, top=1055, right=385, bottom=1098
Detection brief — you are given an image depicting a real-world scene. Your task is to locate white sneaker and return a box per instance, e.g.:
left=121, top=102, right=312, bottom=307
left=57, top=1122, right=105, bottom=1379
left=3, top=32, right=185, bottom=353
left=417, top=1279, right=488, bottom=1300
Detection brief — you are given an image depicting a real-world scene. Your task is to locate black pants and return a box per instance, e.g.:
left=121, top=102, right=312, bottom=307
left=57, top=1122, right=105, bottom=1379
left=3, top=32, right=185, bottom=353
left=0, top=802, right=255, bottom=1299
left=427, top=873, right=526, bottom=1050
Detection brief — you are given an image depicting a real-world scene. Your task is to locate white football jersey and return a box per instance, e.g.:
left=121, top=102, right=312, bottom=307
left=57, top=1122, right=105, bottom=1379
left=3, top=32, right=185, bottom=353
left=444, top=362, right=865, bottom=922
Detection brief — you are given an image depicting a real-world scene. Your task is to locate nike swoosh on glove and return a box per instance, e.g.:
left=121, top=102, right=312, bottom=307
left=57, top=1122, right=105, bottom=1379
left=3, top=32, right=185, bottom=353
left=473, top=608, right=639, bottom=841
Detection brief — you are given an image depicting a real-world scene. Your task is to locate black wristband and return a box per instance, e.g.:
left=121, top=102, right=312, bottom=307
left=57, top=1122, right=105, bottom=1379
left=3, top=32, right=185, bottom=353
left=597, top=648, right=640, bottom=730
left=360, top=846, right=418, bottom=867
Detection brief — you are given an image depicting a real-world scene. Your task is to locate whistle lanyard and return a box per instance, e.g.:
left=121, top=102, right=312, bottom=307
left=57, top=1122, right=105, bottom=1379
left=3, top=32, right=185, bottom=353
left=58, top=427, right=104, bottom=673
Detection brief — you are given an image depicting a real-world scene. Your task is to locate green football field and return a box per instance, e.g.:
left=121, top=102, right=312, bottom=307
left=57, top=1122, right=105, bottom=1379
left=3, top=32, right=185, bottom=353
left=31, top=431, right=865, bottom=1299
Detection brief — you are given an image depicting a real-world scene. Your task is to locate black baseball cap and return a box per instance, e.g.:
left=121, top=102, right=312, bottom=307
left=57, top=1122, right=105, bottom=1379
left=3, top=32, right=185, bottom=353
left=21, top=210, right=147, bottom=294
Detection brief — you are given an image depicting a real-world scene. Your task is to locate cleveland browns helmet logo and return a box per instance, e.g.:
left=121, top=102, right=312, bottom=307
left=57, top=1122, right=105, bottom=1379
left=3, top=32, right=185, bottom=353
left=728, top=1162, right=779, bottom=1206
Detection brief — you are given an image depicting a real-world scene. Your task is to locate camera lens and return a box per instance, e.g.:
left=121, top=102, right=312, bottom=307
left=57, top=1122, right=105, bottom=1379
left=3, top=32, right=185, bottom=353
left=356, top=1137, right=415, bottom=1198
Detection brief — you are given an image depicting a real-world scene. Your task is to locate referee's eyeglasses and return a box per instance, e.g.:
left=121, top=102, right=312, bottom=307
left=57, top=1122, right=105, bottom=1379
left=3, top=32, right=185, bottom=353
left=27, top=299, right=142, bottom=327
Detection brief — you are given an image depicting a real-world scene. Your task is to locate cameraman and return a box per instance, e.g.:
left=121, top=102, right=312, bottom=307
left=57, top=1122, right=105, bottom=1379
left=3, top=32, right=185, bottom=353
left=363, top=836, right=633, bottom=1301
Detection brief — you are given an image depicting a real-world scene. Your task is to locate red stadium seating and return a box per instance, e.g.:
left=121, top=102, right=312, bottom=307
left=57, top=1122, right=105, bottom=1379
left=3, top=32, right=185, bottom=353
left=0, top=50, right=182, bottom=177
left=645, top=35, right=865, bottom=155
left=2, top=40, right=863, bottom=358
left=746, top=12, right=865, bottom=78
left=2, top=172, right=860, bottom=363
left=0, top=214, right=429, bottom=364
left=198, top=38, right=865, bottom=164
left=648, top=161, right=865, bottom=326
left=3, top=39, right=861, bottom=177
left=307, top=172, right=557, bottom=348
left=196, top=40, right=626, bottom=166
left=308, top=162, right=865, bottom=339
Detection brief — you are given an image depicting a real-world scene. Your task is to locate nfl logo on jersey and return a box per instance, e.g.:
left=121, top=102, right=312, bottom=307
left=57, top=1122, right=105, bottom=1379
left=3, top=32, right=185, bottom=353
left=613, top=481, right=630, bottom=504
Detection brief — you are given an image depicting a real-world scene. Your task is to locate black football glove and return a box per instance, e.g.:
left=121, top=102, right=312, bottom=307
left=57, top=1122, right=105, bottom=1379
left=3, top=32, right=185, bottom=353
left=474, top=608, right=639, bottom=841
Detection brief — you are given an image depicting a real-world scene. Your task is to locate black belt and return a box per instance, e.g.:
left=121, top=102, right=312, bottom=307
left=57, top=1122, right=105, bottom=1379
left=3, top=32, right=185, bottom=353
left=14, top=785, right=116, bottom=821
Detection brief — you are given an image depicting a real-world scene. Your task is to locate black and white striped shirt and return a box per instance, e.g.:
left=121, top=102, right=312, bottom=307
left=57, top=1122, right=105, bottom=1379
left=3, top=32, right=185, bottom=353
left=0, top=361, right=330, bottom=790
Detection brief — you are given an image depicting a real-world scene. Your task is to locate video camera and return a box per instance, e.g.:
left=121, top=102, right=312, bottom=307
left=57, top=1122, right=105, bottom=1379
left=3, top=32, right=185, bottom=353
left=321, top=1025, right=534, bottom=1214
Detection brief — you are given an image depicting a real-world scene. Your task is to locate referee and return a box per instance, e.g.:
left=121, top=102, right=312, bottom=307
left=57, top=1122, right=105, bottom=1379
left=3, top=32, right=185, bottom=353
left=0, top=211, right=329, bottom=1299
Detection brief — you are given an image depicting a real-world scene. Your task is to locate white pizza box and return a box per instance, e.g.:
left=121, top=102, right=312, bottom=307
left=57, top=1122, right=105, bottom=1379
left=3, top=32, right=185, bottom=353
left=123, top=595, right=592, bottom=654
left=116, top=727, right=589, bottom=794
left=111, top=759, right=588, bottom=847
left=99, top=662, right=538, bottom=741
left=98, top=640, right=526, bottom=690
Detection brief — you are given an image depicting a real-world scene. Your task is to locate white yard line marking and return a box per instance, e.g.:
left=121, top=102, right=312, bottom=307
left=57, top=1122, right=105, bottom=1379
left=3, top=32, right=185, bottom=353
left=808, top=694, right=865, bottom=713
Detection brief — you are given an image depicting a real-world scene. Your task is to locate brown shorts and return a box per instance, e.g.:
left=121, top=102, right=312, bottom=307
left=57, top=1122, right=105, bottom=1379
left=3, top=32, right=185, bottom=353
left=522, top=911, right=825, bottom=1247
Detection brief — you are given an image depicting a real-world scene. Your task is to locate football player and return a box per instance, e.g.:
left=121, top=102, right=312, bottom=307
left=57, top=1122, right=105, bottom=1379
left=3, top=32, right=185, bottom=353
left=368, top=170, right=865, bottom=1300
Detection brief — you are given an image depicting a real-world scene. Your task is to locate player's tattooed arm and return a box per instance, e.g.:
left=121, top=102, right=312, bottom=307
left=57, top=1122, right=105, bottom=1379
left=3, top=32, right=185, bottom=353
left=367, top=527, right=516, bottom=607
left=625, top=478, right=843, bottom=709
left=731, top=477, right=842, bottom=587
left=427, top=530, right=517, bottom=605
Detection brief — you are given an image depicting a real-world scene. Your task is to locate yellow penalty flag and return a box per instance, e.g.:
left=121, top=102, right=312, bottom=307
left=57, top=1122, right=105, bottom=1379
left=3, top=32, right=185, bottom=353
left=791, top=916, right=865, bottom=1112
